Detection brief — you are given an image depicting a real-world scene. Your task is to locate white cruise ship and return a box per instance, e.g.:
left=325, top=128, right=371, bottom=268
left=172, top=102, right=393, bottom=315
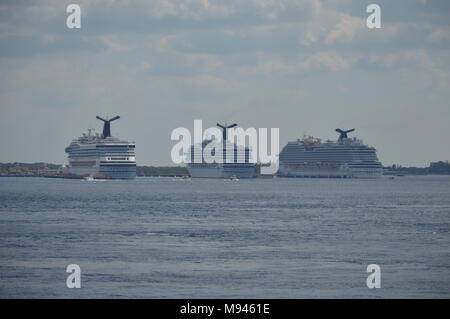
left=65, top=116, right=136, bottom=179
left=185, top=123, right=256, bottom=179
left=278, top=129, right=382, bottom=178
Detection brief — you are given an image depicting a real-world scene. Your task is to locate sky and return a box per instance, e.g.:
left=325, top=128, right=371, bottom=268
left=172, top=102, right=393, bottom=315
left=0, top=0, right=449, bottom=167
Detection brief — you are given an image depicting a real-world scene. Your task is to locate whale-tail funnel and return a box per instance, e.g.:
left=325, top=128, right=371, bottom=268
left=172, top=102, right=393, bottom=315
left=96, top=115, right=120, bottom=138
left=216, top=123, right=237, bottom=163
left=336, top=128, right=355, bottom=142
left=216, top=123, right=237, bottom=142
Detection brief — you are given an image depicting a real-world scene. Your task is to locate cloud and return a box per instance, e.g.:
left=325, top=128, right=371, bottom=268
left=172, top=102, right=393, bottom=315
left=368, top=49, right=450, bottom=91
left=324, top=14, right=364, bottom=45
left=179, top=74, right=241, bottom=90
left=99, top=35, right=135, bottom=52
left=369, top=49, right=433, bottom=69
left=308, top=51, right=356, bottom=71
left=0, top=34, right=104, bottom=58
left=243, top=51, right=357, bottom=75
left=428, top=27, right=450, bottom=42
left=146, top=0, right=234, bottom=20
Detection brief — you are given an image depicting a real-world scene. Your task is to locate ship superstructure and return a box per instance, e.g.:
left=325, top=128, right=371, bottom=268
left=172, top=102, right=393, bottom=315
left=185, top=123, right=256, bottom=178
left=65, top=116, right=136, bottom=179
left=278, top=129, right=382, bottom=178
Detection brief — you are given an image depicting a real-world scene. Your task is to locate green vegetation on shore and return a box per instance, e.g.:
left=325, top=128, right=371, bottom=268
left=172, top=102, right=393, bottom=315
left=1, top=161, right=450, bottom=177
left=0, top=163, right=189, bottom=177
left=0, top=162, right=61, bottom=176
left=384, top=161, right=450, bottom=175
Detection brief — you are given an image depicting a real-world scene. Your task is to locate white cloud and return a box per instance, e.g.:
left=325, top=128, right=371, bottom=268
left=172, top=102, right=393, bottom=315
left=179, top=74, right=240, bottom=90
left=369, top=49, right=450, bottom=91
left=428, top=27, right=450, bottom=42
left=324, top=14, right=364, bottom=45
left=183, top=53, right=223, bottom=70
left=373, top=50, right=433, bottom=69
left=244, top=51, right=357, bottom=75
left=308, top=51, right=356, bottom=71
left=99, top=35, right=135, bottom=52
left=146, top=0, right=233, bottom=19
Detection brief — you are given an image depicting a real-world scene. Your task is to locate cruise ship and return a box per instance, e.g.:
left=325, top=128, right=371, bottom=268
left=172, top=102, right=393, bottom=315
left=65, top=116, right=136, bottom=179
left=185, top=123, right=256, bottom=178
left=278, top=129, right=382, bottom=178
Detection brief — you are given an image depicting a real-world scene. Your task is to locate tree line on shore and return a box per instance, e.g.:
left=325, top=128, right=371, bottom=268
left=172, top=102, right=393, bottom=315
left=1, top=161, right=450, bottom=176
left=384, top=161, right=450, bottom=175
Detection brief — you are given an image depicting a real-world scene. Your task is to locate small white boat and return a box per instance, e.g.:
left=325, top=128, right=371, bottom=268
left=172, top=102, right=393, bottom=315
left=83, top=175, right=95, bottom=181
left=227, top=175, right=239, bottom=181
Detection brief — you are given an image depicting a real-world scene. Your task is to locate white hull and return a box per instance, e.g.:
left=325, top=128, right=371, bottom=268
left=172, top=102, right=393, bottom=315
left=187, top=164, right=256, bottom=179
left=68, top=163, right=136, bottom=179
left=67, top=151, right=136, bottom=180
left=278, top=165, right=382, bottom=178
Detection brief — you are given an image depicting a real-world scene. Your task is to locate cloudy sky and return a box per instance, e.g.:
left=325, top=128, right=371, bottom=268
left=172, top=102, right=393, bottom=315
left=1, top=0, right=449, bottom=166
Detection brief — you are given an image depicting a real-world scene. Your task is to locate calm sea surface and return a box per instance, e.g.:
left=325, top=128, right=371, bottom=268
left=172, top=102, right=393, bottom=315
left=0, top=176, right=449, bottom=298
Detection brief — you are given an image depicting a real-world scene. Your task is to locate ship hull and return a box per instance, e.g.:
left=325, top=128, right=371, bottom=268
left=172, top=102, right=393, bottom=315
left=187, top=164, right=256, bottom=179
left=186, top=139, right=256, bottom=179
left=68, top=161, right=136, bottom=179
left=99, top=164, right=136, bottom=179
left=278, top=164, right=382, bottom=179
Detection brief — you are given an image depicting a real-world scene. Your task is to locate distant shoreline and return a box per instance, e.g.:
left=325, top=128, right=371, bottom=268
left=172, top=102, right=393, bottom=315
left=1, top=162, right=450, bottom=177
left=3, top=174, right=450, bottom=179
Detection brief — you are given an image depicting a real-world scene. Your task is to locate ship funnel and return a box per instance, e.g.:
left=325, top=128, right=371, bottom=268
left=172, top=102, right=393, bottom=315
left=217, top=123, right=237, bottom=163
left=96, top=115, right=120, bottom=138
left=336, top=128, right=355, bottom=142
left=216, top=123, right=237, bottom=142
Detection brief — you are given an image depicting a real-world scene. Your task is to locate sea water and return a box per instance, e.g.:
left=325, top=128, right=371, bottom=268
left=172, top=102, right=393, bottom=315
left=0, top=176, right=449, bottom=298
